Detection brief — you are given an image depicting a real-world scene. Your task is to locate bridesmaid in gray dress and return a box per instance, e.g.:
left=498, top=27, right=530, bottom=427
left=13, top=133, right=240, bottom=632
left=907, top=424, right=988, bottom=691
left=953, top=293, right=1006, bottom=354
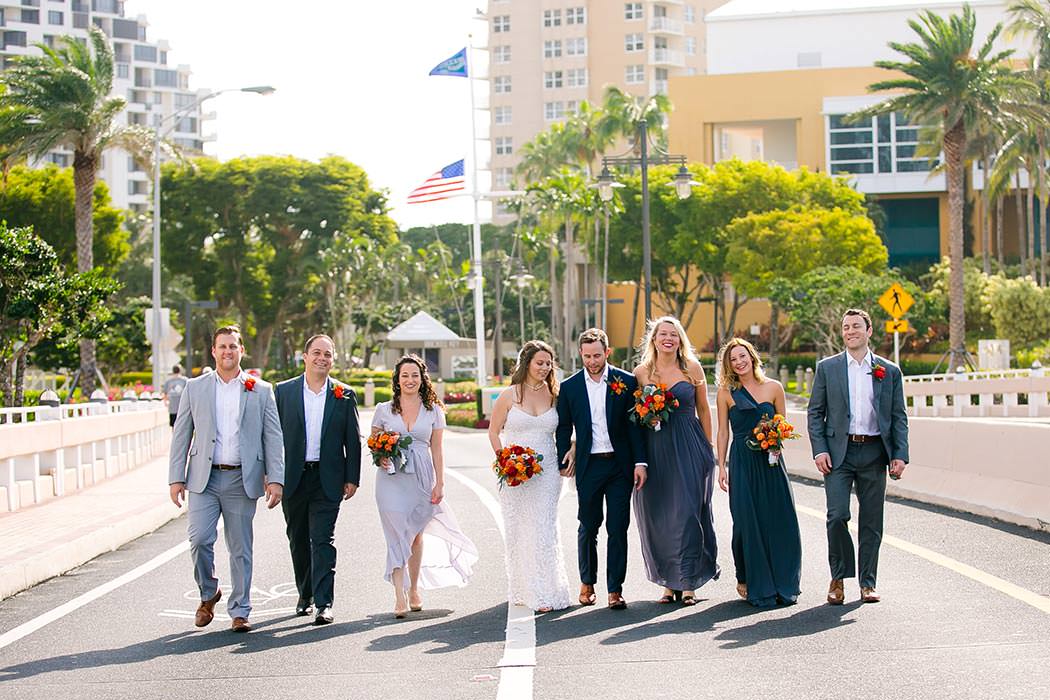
left=372, top=355, right=478, bottom=618
left=632, top=316, right=720, bottom=606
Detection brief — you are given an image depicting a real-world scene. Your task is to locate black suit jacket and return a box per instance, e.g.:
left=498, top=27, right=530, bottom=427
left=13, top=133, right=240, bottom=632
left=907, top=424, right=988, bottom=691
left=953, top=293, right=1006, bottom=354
left=556, top=365, right=645, bottom=480
left=275, top=374, right=362, bottom=501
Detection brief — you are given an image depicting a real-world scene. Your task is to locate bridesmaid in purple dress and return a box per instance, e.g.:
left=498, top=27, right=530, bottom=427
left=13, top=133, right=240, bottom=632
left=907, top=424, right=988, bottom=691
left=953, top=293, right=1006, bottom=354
left=632, top=316, right=720, bottom=606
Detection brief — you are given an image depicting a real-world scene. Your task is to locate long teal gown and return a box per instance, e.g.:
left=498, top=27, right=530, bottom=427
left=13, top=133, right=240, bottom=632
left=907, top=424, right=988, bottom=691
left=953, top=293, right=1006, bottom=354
left=727, top=386, right=802, bottom=606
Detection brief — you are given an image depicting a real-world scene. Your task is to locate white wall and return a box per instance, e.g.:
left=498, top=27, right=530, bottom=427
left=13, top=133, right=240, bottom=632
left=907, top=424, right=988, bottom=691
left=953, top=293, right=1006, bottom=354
left=707, top=1, right=1020, bottom=75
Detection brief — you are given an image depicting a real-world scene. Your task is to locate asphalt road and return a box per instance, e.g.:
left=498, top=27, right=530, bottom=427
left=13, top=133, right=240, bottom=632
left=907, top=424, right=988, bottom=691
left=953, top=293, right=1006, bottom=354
left=1, top=425, right=1048, bottom=700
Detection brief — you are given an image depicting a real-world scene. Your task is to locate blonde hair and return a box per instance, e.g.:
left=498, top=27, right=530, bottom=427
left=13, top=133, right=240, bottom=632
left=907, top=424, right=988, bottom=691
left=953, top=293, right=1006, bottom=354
left=636, top=316, right=702, bottom=385
left=717, top=337, right=768, bottom=390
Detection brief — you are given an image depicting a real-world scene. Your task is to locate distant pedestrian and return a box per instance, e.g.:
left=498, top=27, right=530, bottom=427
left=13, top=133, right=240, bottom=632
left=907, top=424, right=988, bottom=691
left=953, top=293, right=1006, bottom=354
left=275, top=334, right=362, bottom=626
left=162, top=365, right=188, bottom=428
left=807, top=308, right=909, bottom=606
left=168, top=325, right=285, bottom=633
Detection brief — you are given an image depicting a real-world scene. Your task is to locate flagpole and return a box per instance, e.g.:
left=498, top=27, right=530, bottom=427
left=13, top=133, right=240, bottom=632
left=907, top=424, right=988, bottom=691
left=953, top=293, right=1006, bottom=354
left=467, top=33, right=487, bottom=387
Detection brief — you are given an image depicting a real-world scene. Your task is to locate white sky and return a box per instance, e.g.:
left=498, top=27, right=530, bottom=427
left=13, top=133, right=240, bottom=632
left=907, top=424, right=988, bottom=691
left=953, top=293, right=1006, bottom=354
left=123, top=0, right=491, bottom=230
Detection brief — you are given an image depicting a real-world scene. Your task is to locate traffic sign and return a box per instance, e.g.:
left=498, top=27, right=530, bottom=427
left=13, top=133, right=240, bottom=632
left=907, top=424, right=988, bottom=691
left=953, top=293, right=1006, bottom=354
left=878, top=283, right=913, bottom=318
left=885, top=319, right=909, bottom=333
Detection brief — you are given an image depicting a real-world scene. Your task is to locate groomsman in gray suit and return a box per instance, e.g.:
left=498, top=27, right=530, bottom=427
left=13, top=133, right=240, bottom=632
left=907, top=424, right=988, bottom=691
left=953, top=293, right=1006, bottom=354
left=169, top=325, right=285, bottom=633
left=807, top=308, right=909, bottom=606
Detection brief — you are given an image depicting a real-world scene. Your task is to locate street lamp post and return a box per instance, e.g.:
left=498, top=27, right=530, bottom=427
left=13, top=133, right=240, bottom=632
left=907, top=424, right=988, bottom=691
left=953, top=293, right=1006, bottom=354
left=596, top=122, right=699, bottom=322
left=509, top=261, right=535, bottom=348
left=150, top=85, right=274, bottom=391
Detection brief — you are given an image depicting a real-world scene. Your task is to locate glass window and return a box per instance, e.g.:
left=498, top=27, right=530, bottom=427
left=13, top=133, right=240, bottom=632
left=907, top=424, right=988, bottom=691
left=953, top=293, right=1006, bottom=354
left=494, top=45, right=511, bottom=64
left=685, top=5, right=696, bottom=23
left=625, top=3, right=643, bottom=20
left=625, top=33, right=644, bottom=52
left=154, top=68, right=178, bottom=87
left=625, top=65, right=644, bottom=84
left=494, top=105, right=512, bottom=125
left=543, top=39, right=562, bottom=58
left=493, top=15, right=510, bottom=33
left=544, top=71, right=563, bottom=89
left=174, top=92, right=196, bottom=108
left=543, top=9, right=561, bottom=27
left=495, top=167, right=513, bottom=188
left=829, top=130, right=872, bottom=145
left=878, top=146, right=892, bottom=173
left=134, top=44, right=157, bottom=62
left=495, top=136, right=513, bottom=156
left=877, top=114, right=891, bottom=143
left=494, top=75, right=512, bottom=94
left=566, top=7, right=585, bottom=25
left=47, top=10, right=62, bottom=24
left=21, top=9, right=40, bottom=23
left=566, top=68, right=587, bottom=88
left=544, top=101, right=565, bottom=121
left=115, top=62, right=129, bottom=78
left=686, top=37, right=696, bottom=55
left=566, top=37, right=586, bottom=56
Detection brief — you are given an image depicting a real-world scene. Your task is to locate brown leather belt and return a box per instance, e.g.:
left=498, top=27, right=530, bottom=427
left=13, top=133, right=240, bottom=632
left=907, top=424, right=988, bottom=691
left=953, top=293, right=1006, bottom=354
left=848, top=434, right=881, bottom=443
left=212, top=463, right=241, bottom=470
left=590, top=452, right=615, bottom=460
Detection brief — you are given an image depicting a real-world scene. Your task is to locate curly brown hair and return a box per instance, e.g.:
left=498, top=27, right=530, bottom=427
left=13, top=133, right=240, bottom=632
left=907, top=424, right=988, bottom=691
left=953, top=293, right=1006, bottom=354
left=391, top=354, right=441, bottom=414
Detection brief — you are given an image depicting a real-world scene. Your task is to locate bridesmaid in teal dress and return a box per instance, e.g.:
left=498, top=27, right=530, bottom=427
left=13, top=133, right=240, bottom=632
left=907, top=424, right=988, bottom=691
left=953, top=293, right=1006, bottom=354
left=715, top=338, right=802, bottom=607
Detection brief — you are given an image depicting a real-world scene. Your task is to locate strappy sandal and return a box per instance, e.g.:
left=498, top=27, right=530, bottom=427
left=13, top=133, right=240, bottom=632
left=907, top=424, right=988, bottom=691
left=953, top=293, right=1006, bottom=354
left=681, top=593, right=697, bottom=606
left=657, top=593, right=676, bottom=604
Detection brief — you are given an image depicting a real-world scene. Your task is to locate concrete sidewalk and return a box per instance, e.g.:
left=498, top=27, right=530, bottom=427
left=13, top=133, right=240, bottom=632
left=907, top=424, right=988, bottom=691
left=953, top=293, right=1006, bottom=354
left=0, top=454, right=183, bottom=601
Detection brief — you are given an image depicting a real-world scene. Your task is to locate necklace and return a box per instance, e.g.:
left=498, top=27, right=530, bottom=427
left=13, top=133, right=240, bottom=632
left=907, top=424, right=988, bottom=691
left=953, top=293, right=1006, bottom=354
left=524, top=381, right=545, bottom=392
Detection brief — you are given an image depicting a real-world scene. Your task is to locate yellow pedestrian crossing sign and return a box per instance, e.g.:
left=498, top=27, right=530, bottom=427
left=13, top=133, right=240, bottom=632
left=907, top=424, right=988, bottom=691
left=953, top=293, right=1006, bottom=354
left=878, top=283, right=913, bottom=319
left=885, top=319, right=909, bottom=333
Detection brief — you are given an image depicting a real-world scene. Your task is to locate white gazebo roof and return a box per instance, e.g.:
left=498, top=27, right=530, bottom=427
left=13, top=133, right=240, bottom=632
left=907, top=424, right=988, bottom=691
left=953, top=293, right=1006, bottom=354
left=386, top=311, right=462, bottom=343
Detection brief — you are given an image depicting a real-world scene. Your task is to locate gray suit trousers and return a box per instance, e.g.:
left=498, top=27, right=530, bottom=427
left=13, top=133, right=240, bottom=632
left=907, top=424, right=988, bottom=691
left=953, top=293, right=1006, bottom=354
left=824, top=440, right=887, bottom=588
left=188, top=468, right=258, bottom=619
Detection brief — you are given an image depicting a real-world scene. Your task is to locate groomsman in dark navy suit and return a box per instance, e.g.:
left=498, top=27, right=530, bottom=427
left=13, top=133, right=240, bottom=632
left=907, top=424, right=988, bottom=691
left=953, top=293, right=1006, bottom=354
left=556, top=328, right=647, bottom=609
left=275, top=334, right=362, bottom=625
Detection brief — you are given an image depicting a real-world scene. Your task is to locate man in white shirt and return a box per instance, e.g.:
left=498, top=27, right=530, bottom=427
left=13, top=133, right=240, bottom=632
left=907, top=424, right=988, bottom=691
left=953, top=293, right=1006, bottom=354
left=807, top=309, right=909, bottom=606
left=169, top=325, right=284, bottom=633
left=275, top=334, right=362, bottom=625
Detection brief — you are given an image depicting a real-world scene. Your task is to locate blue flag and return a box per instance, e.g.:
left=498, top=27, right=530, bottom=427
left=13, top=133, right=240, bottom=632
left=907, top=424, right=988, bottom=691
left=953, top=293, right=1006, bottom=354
left=429, top=48, right=468, bottom=78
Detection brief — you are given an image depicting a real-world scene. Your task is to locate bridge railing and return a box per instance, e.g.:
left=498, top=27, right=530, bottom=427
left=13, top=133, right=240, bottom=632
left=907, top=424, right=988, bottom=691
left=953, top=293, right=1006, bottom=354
left=902, top=367, right=1049, bottom=417
left=0, top=401, right=170, bottom=513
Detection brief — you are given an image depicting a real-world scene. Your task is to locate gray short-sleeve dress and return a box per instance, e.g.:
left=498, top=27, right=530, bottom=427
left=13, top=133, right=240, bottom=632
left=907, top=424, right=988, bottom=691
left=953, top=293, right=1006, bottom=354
left=372, top=401, right=478, bottom=589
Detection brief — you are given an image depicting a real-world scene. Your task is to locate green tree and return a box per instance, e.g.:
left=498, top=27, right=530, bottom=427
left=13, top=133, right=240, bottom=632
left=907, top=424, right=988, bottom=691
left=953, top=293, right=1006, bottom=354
left=857, top=6, right=1037, bottom=369
left=0, top=27, right=154, bottom=394
left=0, top=223, right=117, bottom=406
left=0, top=164, right=126, bottom=272
left=982, top=273, right=1050, bottom=346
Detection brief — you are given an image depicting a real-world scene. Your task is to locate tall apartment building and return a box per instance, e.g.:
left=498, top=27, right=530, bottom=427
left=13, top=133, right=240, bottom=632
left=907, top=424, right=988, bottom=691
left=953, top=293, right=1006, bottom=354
left=487, top=0, right=729, bottom=202
left=0, top=0, right=207, bottom=213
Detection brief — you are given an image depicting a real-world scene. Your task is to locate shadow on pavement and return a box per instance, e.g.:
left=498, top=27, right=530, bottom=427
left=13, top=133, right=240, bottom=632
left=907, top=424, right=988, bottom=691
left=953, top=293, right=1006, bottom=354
left=597, top=600, right=768, bottom=646
left=366, top=604, right=505, bottom=654
left=712, top=600, right=861, bottom=649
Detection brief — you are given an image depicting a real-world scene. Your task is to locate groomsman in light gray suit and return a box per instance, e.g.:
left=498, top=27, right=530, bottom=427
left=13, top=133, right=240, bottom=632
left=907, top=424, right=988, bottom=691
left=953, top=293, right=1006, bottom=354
left=169, top=325, right=285, bottom=633
left=807, top=308, right=909, bottom=606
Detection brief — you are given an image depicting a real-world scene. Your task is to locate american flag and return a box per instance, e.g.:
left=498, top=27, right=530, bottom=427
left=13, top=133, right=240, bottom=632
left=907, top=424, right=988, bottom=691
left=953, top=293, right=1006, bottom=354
left=407, top=159, right=466, bottom=204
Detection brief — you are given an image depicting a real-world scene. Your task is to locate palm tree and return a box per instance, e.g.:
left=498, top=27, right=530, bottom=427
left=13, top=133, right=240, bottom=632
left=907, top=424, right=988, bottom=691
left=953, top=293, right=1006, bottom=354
left=598, top=85, right=672, bottom=152
left=857, top=7, right=1037, bottom=370
left=0, top=27, right=153, bottom=394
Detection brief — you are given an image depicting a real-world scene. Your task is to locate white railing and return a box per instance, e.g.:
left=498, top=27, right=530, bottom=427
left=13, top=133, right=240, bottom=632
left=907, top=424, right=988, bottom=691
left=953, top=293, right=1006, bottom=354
left=649, top=16, right=684, bottom=34
left=903, top=367, right=1050, bottom=418
left=649, top=48, right=686, bottom=67
left=0, top=402, right=170, bottom=513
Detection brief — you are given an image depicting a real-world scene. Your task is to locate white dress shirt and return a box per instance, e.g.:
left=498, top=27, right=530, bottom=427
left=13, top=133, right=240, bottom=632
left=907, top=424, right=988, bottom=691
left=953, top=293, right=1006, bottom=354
left=211, top=371, right=244, bottom=465
left=847, top=351, right=880, bottom=436
left=303, top=378, right=327, bottom=462
left=585, top=366, right=614, bottom=454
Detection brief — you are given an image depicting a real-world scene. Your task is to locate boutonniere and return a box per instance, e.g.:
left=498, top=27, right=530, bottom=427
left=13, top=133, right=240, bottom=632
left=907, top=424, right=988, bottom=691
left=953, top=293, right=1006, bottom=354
left=870, top=362, right=886, bottom=381
left=333, top=384, right=350, bottom=400
left=607, top=376, right=627, bottom=396
left=243, top=377, right=256, bottom=392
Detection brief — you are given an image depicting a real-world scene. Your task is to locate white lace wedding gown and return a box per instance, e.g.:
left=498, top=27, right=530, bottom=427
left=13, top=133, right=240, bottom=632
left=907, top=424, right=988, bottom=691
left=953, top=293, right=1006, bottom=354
left=499, top=406, right=573, bottom=611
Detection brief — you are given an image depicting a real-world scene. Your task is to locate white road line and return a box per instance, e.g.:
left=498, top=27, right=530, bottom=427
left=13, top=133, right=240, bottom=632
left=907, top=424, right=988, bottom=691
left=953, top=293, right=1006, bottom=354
left=794, top=504, right=1050, bottom=615
left=445, top=468, right=535, bottom=700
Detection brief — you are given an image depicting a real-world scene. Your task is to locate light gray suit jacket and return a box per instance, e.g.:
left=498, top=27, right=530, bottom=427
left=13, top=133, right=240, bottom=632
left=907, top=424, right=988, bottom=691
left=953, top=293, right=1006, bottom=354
left=806, top=351, right=909, bottom=469
left=168, top=372, right=285, bottom=499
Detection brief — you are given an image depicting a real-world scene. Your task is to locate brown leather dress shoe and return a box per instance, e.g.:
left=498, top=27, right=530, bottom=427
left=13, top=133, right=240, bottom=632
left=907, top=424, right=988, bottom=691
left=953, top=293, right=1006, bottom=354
left=578, top=584, right=596, bottom=606
left=231, top=616, right=251, bottom=633
left=827, top=579, right=845, bottom=606
left=607, top=592, right=627, bottom=610
left=861, top=587, right=881, bottom=603
left=194, top=589, right=222, bottom=627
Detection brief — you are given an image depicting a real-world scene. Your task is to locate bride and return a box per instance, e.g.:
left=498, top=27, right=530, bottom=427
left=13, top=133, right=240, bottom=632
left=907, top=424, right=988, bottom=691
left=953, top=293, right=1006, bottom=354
left=487, top=340, right=573, bottom=613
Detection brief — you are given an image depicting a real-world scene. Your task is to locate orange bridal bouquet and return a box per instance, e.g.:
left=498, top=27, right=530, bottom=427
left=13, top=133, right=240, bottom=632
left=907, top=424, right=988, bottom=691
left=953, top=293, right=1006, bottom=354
left=746, top=413, right=799, bottom=465
left=493, top=444, right=544, bottom=489
left=368, top=430, right=413, bottom=475
left=629, top=383, right=680, bottom=432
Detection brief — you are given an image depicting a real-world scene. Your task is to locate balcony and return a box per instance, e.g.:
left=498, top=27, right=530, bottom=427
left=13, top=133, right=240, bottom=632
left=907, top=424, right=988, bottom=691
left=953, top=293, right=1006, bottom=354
left=92, top=0, right=122, bottom=14
left=72, top=1, right=88, bottom=11
left=649, top=47, right=685, bottom=67
left=649, top=16, right=684, bottom=35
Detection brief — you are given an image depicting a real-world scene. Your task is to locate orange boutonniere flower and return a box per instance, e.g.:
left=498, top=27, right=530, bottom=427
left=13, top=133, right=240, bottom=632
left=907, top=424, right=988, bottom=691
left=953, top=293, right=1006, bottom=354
left=870, top=362, right=886, bottom=381
left=243, top=377, right=256, bottom=392
left=333, top=384, right=348, bottom=400
left=608, top=376, right=627, bottom=396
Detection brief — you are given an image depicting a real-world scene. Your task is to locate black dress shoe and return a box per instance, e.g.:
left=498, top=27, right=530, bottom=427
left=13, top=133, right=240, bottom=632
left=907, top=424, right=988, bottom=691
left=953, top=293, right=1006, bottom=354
left=295, top=599, right=314, bottom=617
left=314, top=606, right=334, bottom=625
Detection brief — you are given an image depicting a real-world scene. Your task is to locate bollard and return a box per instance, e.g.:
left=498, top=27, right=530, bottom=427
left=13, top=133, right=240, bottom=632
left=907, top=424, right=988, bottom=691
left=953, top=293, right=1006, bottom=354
left=436, top=379, right=446, bottom=402
left=37, top=389, right=60, bottom=407
left=795, top=366, right=804, bottom=393
left=89, top=389, right=108, bottom=404
left=1030, top=361, right=1047, bottom=417
left=364, top=379, right=375, bottom=408
left=37, top=389, right=61, bottom=421
left=122, top=389, right=138, bottom=401
left=952, top=366, right=968, bottom=417
left=804, top=367, right=813, bottom=393
left=779, top=366, right=789, bottom=387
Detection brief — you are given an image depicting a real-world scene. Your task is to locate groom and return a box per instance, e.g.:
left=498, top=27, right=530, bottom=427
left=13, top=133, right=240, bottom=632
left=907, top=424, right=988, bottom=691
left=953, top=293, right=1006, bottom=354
left=556, top=328, right=646, bottom=610
left=807, top=308, right=909, bottom=606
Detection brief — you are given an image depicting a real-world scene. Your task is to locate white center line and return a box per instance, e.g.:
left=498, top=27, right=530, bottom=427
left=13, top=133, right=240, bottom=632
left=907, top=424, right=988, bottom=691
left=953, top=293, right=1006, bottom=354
left=445, top=468, right=535, bottom=700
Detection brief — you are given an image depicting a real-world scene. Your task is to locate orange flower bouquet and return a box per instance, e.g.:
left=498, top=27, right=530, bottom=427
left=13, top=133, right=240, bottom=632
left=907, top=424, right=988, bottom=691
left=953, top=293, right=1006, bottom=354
left=493, top=444, right=544, bottom=489
left=629, top=383, right=680, bottom=431
left=368, top=430, right=413, bottom=475
left=746, top=413, right=799, bottom=465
